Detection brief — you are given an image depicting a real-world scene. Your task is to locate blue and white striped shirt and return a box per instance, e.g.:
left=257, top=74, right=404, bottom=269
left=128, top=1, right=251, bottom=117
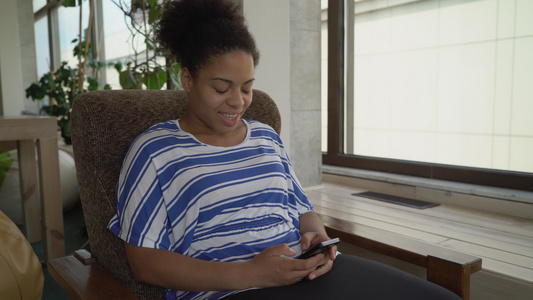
left=108, top=119, right=313, bottom=299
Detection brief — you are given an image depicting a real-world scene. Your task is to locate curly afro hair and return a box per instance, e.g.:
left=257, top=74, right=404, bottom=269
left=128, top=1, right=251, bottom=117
left=156, top=0, right=260, bottom=76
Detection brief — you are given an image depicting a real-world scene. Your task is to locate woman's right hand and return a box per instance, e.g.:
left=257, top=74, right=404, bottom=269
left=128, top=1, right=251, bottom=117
left=245, top=243, right=325, bottom=288
left=123, top=241, right=324, bottom=292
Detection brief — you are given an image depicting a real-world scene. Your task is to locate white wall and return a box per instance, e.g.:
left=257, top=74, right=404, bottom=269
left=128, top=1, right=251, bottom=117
left=242, top=0, right=292, bottom=152
left=288, top=0, right=322, bottom=187
left=0, top=0, right=25, bottom=116
left=244, top=0, right=322, bottom=187
left=18, top=0, right=40, bottom=115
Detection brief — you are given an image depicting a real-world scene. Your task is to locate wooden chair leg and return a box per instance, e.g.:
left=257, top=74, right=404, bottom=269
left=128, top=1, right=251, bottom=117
left=427, top=255, right=480, bottom=300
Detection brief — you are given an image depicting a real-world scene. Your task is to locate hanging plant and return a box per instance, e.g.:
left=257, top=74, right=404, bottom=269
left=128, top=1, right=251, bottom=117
left=111, top=0, right=182, bottom=90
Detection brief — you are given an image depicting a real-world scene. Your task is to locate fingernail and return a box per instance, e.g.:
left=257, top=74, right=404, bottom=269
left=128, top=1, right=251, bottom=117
left=309, top=273, right=317, bottom=280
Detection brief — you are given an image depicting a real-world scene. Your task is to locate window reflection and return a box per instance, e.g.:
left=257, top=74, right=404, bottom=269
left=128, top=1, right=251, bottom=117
left=58, top=3, right=89, bottom=65
left=34, top=15, right=50, bottom=77
left=102, top=1, right=136, bottom=89
left=33, top=0, right=47, bottom=13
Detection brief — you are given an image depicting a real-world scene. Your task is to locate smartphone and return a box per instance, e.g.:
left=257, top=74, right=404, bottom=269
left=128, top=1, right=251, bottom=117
left=297, top=238, right=340, bottom=259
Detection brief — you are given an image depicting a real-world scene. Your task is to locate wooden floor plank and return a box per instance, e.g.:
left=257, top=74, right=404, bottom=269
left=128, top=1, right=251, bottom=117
left=309, top=190, right=533, bottom=258
left=317, top=182, right=533, bottom=238
left=310, top=184, right=533, bottom=241
left=312, top=198, right=456, bottom=244
left=313, top=206, right=449, bottom=244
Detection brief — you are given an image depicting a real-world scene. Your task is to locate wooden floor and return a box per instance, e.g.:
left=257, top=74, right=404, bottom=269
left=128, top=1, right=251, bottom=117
left=304, top=179, right=533, bottom=287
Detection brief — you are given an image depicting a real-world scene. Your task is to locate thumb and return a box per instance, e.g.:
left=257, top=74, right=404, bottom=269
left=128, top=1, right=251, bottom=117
left=300, top=235, right=312, bottom=251
left=267, top=243, right=296, bottom=257
left=283, top=247, right=297, bottom=257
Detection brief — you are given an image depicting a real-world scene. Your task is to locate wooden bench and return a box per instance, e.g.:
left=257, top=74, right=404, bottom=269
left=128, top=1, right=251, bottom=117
left=306, top=184, right=483, bottom=300
left=320, top=214, right=481, bottom=299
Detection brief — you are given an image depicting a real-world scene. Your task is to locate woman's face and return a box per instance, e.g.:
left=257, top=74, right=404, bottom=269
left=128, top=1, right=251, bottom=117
left=181, top=50, right=255, bottom=138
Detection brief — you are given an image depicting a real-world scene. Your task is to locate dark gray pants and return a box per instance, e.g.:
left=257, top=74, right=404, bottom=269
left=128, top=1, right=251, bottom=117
left=225, top=254, right=461, bottom=300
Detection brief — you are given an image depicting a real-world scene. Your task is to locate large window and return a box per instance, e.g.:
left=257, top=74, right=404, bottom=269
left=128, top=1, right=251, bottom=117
left=57, top=2, right=90, bottom=65
left=322, top=0, right=533, bottom=192
left=32, top=0, right=150, bottom=90
left=34, top=14, right=51, bottom=77
left=102, top=0, right=135, bottom=89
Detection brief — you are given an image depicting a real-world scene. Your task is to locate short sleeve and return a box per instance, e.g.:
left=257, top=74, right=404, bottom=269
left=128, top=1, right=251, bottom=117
left=108, top=139, right=172, bottom=250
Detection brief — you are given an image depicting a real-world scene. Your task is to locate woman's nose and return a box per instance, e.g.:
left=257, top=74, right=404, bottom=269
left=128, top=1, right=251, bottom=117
left=227, top=89, right=246, bottom=107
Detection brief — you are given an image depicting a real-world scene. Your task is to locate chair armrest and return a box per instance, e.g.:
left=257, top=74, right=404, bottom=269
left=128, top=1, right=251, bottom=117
left=320, top=215, right=482, bottom=300
left=47, top=250, right=139, bottom=300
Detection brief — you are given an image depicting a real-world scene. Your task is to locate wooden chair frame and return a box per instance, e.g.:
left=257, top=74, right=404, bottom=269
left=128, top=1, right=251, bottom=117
left=49, top=227, right=482, bottom=300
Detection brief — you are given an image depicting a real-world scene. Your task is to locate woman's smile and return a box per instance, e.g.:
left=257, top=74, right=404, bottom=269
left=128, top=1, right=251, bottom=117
left=219, top=111, right=241, bottom=126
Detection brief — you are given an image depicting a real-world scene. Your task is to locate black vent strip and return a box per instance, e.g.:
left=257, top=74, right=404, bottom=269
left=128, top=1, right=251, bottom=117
left=352, top=191, right=440, bottom=210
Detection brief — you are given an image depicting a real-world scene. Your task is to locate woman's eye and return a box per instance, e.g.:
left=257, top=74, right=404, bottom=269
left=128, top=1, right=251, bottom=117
left=241, top=89, right=250, bottom=95
left=215, top=89, right=228, bottom=94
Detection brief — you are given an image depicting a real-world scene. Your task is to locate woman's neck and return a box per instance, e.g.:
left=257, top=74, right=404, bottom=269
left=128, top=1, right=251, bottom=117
left=179, top=117, right=248, bottom=147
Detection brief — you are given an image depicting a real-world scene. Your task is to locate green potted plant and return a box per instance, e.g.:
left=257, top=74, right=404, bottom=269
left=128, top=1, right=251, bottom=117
left=25, top=0, right=109, bottom=144
left=26, top=0, right=181, bottom=145
left=111, top=0, right=182, bottom=90
left=25, top=57, right=110, bottom=144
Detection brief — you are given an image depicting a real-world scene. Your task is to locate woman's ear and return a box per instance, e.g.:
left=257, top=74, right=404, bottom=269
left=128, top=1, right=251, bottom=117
left=181, top=67, right=192, bottom=92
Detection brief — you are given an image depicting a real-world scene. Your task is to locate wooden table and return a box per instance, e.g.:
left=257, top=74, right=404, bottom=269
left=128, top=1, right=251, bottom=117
left=0, top=116, right=65, bottom=261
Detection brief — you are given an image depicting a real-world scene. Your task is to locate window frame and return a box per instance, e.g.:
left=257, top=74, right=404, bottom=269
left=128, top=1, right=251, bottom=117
left=322, top=0, right=533, bottom=192
left=34, top=0, right=61, bottom=73
left=34, top=0, right=105, bottom=73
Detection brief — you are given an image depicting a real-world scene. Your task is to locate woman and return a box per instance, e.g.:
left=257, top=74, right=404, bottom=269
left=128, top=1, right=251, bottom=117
left=108, top=1, right=461, bottom=299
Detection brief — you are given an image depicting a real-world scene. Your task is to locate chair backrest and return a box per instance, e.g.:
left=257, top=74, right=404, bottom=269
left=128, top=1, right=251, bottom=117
left=71, top=89, right=281, bottom=299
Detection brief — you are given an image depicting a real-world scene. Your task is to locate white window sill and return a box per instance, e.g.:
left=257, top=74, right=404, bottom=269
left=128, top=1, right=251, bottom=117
left=322, top=165, right=533, bottom=206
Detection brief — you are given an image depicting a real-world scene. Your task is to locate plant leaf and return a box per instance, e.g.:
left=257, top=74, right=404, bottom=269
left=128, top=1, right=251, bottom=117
left=0, top=152, right=14, bottom=188
left=61, top=0, right=77, bottom=7
left=148, top=4, right=162, bottom=25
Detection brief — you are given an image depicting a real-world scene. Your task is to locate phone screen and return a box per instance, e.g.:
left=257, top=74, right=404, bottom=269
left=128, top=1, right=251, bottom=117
left=297, top=238, right=340, bottom=259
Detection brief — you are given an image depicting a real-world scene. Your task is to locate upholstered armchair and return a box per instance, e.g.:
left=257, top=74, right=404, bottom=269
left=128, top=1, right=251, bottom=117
left=49, top=89, right=280, bottom=299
